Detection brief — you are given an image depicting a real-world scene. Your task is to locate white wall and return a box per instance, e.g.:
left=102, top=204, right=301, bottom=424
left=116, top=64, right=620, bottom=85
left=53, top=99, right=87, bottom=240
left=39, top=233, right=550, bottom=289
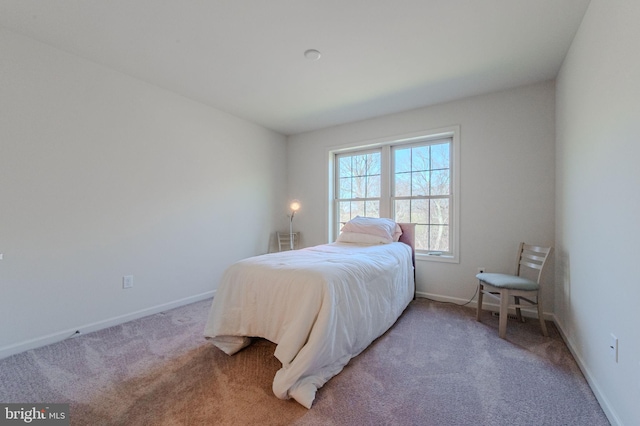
left=288, top=81, right=556, bottom=310
left=555, top=1, right=640, bottom=424
left=0, top=29, right=288, bottom=357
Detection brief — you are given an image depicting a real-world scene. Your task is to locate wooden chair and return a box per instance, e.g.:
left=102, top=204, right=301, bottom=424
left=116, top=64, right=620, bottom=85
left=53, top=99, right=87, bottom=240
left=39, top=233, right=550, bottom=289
left=277, top=232, right=299, bottom=251
left=476, top=243, right=552, bottom=339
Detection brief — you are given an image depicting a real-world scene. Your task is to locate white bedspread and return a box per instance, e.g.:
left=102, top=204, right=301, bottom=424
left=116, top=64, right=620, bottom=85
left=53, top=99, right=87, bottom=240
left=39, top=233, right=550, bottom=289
left=204, top=242, right=414, bottom=408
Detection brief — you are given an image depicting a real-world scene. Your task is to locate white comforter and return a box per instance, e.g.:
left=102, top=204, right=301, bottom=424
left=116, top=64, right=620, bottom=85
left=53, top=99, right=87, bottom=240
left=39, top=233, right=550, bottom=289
left=204, top=242, right=414, bottom=408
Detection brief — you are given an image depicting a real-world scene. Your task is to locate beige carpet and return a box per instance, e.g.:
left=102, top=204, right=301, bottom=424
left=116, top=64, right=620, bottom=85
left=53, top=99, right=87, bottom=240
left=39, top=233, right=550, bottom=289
left=0, top=298, right=609, bottom=425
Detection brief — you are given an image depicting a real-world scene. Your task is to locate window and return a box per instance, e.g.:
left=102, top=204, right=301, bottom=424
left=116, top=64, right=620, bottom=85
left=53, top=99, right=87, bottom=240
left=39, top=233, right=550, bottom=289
left=393, top=141, right=451, bottom=253
left=336, top=150, right=381, bottom=230
left=331, top=127, right=459, bottom=261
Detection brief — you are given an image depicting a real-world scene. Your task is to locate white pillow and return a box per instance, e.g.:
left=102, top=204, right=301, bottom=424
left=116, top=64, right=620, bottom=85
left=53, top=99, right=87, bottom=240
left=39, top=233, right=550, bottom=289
left=392, top=224, right=402, bottom=242
left=341, top=216, right=402, bottom=242
left=336, top=231, right=391, bottom=245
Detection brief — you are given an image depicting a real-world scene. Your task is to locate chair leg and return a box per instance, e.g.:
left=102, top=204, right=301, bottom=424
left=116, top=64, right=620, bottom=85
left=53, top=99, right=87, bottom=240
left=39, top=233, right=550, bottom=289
left=476, top=282, right=484, bottom=322
left=537, top=294, right=549, bottom=337
left=514, top=296, right=524, bottom=323
left=498, top=290, right=509, bottom=339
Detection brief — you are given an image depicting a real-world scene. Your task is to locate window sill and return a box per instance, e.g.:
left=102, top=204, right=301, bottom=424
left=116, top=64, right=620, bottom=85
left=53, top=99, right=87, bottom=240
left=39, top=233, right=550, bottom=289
left=416, top=253, right=459, bottom=264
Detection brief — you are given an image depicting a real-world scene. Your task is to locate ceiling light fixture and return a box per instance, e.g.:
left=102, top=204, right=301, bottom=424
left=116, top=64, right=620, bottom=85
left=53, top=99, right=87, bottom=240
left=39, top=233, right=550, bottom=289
left=304, top=49, right=321, bottom=61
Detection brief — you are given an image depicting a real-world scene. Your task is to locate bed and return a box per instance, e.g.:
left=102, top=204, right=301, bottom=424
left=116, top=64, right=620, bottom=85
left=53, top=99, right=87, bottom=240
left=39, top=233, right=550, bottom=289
left=204, top=218, right=416, bottom=408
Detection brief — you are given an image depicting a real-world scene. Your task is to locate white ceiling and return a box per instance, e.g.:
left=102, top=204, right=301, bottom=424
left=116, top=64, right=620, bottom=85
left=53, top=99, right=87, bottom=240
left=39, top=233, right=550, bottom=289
left=0, top=0, right=591, bottom=135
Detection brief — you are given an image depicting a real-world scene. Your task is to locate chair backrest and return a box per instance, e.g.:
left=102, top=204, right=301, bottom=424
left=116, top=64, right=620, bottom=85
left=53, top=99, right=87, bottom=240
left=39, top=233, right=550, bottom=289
left=277, top=232, right=299, bottom=251
left=515, top=243, right=553, bottom=285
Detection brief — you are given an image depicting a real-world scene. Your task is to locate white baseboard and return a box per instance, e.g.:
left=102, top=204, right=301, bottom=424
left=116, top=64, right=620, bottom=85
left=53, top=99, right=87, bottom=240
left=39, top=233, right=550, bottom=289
left=416, top=291, right=475, bottom=305
left=415, top=291, right=555, bottom=321
left=0, top=291, right=215, bottom=361
left=417, top=291, right=619, bottom=424
left=553, top=317, right=621, bottom=426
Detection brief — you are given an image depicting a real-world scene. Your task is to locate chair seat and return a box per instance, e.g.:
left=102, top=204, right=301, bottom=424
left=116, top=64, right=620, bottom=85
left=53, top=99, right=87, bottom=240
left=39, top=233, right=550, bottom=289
left=476, top=272, right=539, bottom=291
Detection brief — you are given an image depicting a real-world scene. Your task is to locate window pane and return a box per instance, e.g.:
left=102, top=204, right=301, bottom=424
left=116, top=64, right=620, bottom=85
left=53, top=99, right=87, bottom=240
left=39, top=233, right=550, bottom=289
left=338, top=200, right=381, bottom=231
left=365, top=201, right=380, bottom=218
left=338, top=201, right=352, bottom=225
left=339, top=156, right=352, bottom=178
left=411, top=171, right=428, bottom=196
left=394, top=200, right=409, bottom=222
left=353, top=176, right=366, bottom=198
left=351, top=200, right=365, bottom=218
left=394, top=199, right=410, bottom=223
left=395, top=148, right=411, bottom=173
left=430, top=169, right=449, bottom=196
left=411, top=199, right=428, bottom=224
left=339, top=177, right=352, bottom=199
left=430, top=225, right=449, bottom=252
left=395, top=172, right=411, bottom=197
left=430, top=143, right=450, bottom=169
left=412, top=146, right=429, bottom=171
left=430, top=199, right=449, bottom=225
left=352, top=154, right=368, bottom=177
left=337, top=151, right=381, bottom=199
left=366, top=153, right=381, bottom=175
left=367, top=175, right=380, bottom=198
left=415, top=224, right=429, bottom=251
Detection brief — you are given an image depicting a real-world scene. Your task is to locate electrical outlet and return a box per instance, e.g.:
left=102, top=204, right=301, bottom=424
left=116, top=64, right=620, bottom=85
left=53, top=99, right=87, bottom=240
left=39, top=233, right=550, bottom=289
left=477, top=267, right=486, bottom=274
left=123, top=275, right=134, bottom=289
left=609, top=333, right=618, bottom=362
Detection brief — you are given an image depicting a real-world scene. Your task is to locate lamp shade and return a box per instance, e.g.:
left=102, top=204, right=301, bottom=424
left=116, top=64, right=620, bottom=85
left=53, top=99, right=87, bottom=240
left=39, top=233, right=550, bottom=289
left=290, top=200, right=301, bottom=212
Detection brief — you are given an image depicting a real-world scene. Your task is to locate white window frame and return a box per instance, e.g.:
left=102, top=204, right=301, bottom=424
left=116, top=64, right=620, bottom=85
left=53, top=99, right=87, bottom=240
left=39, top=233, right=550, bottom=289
left=327, top=126, right=460, bottom=263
